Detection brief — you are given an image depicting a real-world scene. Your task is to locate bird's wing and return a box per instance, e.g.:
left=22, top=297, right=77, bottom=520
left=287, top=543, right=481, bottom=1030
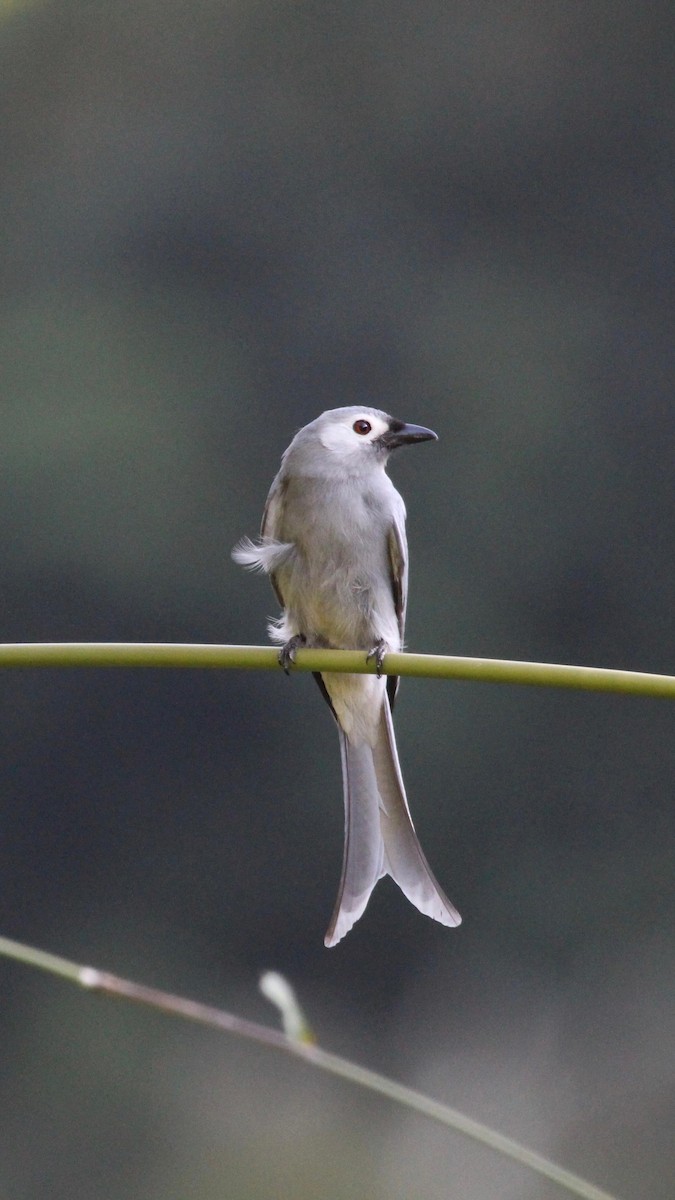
left=387, top=515, right=408, bottom=640
left=386, top=507, right=408, bottom=710
left=260, top=474, right=288, bottom=608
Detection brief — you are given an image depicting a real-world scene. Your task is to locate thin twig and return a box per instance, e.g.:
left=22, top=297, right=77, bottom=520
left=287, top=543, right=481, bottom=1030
left=0, top=934, right=621, bottom=1200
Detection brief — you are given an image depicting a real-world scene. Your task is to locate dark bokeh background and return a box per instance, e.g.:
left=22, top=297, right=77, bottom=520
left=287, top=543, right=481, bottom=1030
left=1, top=2, right=674, bottom=1197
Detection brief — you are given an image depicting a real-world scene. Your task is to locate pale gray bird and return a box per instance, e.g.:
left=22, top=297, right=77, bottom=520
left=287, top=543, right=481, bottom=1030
left=232, top=407, right=461, bottom=945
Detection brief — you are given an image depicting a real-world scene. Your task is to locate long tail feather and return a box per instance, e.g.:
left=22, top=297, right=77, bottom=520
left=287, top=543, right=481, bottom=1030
left=324, top=695, right=460, bottom=946
left=324, top=731, right=386, bottom=947
left=375, top=696, right=461, bottom=928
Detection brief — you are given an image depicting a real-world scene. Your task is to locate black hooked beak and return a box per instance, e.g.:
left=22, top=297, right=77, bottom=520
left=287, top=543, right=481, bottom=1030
left=379, top=419, right=438, bottom=450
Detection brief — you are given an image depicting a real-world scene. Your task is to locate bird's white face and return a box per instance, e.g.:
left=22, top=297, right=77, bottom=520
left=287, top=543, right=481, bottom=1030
left=318, top=411, right=391, bottom=456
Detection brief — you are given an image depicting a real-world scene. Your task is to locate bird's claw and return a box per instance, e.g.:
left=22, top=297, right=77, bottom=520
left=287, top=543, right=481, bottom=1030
left=279, top=634, right=306, bottom=675
left=366, top=638, right=388, bottom=678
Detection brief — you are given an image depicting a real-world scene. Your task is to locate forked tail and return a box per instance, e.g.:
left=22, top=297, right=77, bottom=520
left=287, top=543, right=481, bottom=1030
left=324, top=696, right=461, bottom=946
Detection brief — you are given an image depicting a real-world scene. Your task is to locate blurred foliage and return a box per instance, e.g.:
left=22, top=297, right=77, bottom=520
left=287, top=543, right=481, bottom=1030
left=0, top=1, right=673, bottom=1197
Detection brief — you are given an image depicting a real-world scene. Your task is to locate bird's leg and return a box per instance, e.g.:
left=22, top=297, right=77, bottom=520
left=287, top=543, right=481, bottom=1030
left=366, top=637, right=388, bottom=678
left=278, top=633, right=306, bottom=675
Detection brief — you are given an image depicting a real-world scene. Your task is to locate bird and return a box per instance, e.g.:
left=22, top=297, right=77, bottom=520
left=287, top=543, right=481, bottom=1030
left=232, top=406, right=461, bottom=945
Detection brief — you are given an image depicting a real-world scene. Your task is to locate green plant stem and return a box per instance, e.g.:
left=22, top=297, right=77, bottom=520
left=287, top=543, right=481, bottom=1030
left=0, top=641, right=674, bottom=698
left=0, top=934, right=620, bottom=1200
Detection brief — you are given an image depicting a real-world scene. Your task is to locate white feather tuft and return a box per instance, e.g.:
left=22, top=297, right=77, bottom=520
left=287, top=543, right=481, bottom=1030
left=231, top=537, right=293, bottom=574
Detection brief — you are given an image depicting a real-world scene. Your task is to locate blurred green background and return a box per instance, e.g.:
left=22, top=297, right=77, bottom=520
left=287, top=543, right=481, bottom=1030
left=1, top=2, right=673, bottom=1197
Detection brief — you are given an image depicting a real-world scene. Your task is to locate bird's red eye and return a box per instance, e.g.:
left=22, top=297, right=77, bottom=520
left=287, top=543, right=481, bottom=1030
left=353, top=419, right=372, bottom=435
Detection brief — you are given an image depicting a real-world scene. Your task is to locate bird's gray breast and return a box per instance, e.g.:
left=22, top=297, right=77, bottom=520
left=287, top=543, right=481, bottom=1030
left=275, top=474, right=397, bottom=647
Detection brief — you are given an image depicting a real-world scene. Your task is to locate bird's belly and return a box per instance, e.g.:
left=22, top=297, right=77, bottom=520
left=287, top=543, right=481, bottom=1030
left=276, top=488, right=401, bottom=650
left=281, top=553, right=397, bottom=651
left=297, top=566, right=374, bottom=647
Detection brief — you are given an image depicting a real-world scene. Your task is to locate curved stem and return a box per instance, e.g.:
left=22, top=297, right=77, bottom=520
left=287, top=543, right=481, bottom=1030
left=0, top=934, right=620, bottom=1200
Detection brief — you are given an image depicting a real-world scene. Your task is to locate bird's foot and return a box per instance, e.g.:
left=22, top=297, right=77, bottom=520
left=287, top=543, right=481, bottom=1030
left=366, top=638, right=388, bottom=678
left=278, top=633, right=306, bottom=675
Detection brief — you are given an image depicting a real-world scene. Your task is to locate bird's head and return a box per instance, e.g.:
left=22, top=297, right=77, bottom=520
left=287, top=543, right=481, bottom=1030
left=307, top=407, right=437, bottom=467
